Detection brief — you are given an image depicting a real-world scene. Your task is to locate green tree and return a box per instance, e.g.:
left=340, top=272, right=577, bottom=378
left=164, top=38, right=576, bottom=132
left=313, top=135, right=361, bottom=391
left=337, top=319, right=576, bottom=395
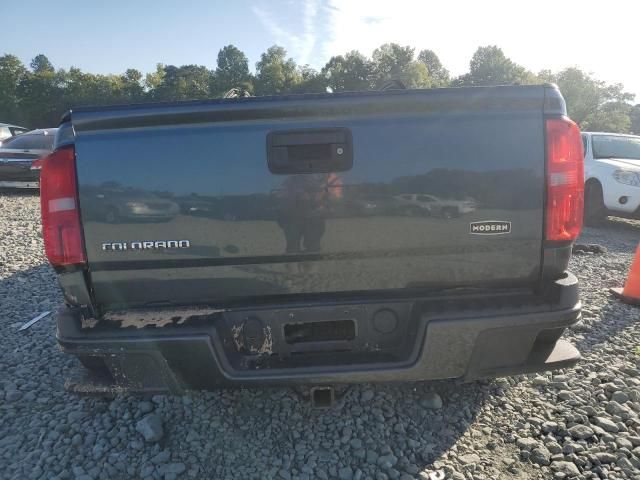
left=371, top=43, right=414, bottom=80
left=417, top=49, right=449, bottom=86
left=0, top=54, right=27, bottom=125
left=254, top=45, right=301, bottom=95
left=17, top=65, right=63, bottom=127
left=455, top=46, right=536, bottom=86
left=369, top=43, right=433, bottom=89
left=294, top=65, right=327, bottom=93
left=57, top=67, right=144, bottom=115
left=2, top=44, right=636, bottom=132
left=149, top=64, right=213, bottom=101
left=145, top=64, right=165, bottom=92
left=30, top=54, right=54, bottom=74
left=630, top=105, right=640, bottom=135
left=60, top=68, right=112, bottom=110
left=121, top=69, right=144, bottom=103
left=175, top=65, right=212, bottom=100
left=400, top=62, right=432, bottom=89
left=214, top=45, right=252, bottom=94
left=321, top=51, right=372, bottom=92
left=590, top=101, right=632, bottom=133
left=547, top=67, right=634, bottom=132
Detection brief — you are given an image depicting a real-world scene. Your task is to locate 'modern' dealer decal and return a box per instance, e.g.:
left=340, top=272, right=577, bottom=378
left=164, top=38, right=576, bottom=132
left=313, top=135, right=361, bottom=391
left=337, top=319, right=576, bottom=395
left=469, top=221, right=511, bottom=235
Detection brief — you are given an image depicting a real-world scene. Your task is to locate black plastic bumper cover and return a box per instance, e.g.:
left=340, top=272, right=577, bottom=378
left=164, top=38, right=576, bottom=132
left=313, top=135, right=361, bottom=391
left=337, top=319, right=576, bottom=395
left=57, top=273, right=581, bottom=394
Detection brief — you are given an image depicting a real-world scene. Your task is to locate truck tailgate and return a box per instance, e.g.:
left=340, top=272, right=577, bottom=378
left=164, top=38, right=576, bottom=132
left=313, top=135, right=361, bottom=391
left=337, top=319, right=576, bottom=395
left=72, top=87, right=547, bottom=309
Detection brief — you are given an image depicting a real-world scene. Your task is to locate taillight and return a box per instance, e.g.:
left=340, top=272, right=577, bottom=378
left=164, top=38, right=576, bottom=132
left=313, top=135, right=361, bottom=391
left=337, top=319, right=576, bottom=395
left=545, top=117, right=584, bottom=242
left=30, top=157, right=45, bottom=171
left=40, top=146, right=86, bottom=266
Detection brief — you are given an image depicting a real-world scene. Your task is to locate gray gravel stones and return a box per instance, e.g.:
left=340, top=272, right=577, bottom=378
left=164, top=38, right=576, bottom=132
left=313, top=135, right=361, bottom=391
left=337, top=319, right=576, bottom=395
left=419, top=392, right=442, bottom=409
left=605, top=400, right=629, bottom=416
left=349, top=438, right=363, bottom=450
left=594, top=451, right=617, bottom=463
left=542, top=420, right=558, bottom=433
left=338, top=466, right=353, bottom=480
left=551, top=460, right=580, bottom=476
left=67, top=409, right=87, bottom=423
left=557, top=390, right=574, bottom=401
left=567, top=424, right=594, bottom=440
left=135, top=414, right=164, bottom=443
left=593, top=416, right=620, bottom=433
left=516, top=437, right=540, bottom=451
left=458, top=453, right=480, bottom=465
left=572, top=243, right=608, bottom=254
left=377, top=453, right=398, bottom=469
left=361, top=389, right=374, bottom=402
left=612, top=390, right=630, bottom=403
left=161, top=462, right=186, bottom=475
left=1, top=195, right=640, bottom=480
left=5, top=390, right=22, bottom=402
left=366, top=449, right=378, bottom=465
left=617, top=456, right=635, bottom=474
left=151, top=450, right=171, bottom=464
left=530, top=447, right=551, bottom=466
left=532, top=376, right=549, bottom=386
left=139, top=400, right=154, bottom=414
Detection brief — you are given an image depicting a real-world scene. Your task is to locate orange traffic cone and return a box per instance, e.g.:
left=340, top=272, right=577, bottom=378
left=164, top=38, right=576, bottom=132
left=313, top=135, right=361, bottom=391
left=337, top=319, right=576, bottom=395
left=611, top=243, right=640, bottom=306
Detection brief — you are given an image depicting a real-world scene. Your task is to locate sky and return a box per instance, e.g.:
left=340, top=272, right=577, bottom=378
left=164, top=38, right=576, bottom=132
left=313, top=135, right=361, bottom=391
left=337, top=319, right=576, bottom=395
left=2, top=0, right=639, bottom=101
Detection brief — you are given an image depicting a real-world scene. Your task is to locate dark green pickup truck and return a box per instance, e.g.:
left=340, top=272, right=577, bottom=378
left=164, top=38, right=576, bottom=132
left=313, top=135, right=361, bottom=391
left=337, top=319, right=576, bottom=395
left=40, top=85, right=584, bottom=397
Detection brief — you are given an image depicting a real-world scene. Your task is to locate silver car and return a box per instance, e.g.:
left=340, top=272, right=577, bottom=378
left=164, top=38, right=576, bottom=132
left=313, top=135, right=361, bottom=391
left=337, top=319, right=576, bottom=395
left=0, top=128, right=57, bottom=189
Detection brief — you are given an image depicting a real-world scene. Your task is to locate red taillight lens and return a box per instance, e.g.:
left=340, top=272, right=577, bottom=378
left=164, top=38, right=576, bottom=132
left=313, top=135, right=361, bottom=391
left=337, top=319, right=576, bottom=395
left=40, top=146, right=86, bottom=266
left=545, top=117, right=584, bottom=242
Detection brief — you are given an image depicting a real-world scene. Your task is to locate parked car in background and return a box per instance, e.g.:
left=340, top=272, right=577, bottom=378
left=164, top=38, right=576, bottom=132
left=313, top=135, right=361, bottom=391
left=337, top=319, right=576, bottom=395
left=0, top=123, right=29, bottom=146
left=394, top=193, right=476, bottom=218
left=0, top=128, right=57, bottom=189
left=82, top=184, right=181, bottom=223
left=583, top=132, right=640, bottom=224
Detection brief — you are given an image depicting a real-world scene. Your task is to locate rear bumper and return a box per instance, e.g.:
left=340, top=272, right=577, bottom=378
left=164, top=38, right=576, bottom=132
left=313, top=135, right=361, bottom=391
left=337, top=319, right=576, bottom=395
left=0, top=180, right=39, bottom=189
left=57, top=273, right=581, bottom=394
left=0, top=165, right=40, bottom=187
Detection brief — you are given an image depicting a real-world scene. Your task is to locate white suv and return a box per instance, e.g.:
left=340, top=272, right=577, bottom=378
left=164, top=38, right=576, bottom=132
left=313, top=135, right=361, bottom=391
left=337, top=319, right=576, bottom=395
left=582, top=132, right=640, bottom=225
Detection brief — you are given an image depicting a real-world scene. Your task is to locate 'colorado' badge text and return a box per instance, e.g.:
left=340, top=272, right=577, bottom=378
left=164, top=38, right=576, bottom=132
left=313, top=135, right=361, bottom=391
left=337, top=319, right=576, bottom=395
left=101, top=240, right=191, bottom=251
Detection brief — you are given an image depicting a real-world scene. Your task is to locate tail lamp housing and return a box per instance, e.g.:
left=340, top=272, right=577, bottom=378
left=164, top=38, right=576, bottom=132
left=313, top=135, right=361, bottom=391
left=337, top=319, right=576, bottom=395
left=545, top=117, right=584, bottom=242
left=30, top=157, right=45, bottom=171
left=40, top=146, right=86, bottom=267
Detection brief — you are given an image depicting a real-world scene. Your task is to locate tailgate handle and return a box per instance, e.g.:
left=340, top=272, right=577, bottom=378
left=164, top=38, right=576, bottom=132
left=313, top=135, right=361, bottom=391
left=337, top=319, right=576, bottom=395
left=267, top=128, right=353, bottom=174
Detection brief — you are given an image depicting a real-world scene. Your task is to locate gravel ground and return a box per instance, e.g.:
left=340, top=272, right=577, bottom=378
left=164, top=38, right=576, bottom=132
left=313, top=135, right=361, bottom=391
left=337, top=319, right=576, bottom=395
left=1, top=192, right=640, bottom=480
